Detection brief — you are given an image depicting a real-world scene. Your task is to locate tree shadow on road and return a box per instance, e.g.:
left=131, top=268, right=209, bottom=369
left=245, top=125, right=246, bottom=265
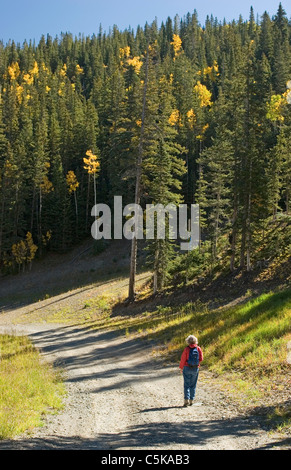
left=0, top=417, right=290, bottom=450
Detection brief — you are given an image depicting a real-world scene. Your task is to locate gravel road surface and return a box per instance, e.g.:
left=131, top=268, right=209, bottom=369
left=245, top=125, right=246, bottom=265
left=0, top=322, right=289, bottom=451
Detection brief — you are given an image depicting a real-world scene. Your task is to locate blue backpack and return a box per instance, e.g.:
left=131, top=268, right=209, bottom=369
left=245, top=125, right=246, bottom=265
left=187, top=346, right=199, bottom=368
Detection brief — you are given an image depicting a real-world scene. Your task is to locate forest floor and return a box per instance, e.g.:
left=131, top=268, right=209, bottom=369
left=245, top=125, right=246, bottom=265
left=0, top=239, right=290, bottom=450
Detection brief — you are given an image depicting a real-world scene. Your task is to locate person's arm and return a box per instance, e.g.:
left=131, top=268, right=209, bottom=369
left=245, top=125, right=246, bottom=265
left=179, top=348, right=187, bottom=370
left=198, top=346, right=203, bottom=363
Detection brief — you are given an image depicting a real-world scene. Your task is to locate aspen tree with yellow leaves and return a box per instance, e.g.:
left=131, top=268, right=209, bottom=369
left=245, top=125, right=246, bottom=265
left=194, top=81, right=213, bottom=108
left=266, top=94, right=287, bottom=123
left=66, top=170, right=79, bottom=228
left=25, top=231, right=38, bottom=271
left=11, top=232, right=37, bottom=272
left=83, top=149, right=100, bottom=204
left=171, top=34, right=183, bottom=57
left=11, top=239, right=27, bottom=272
left=83, top=149, right=100, bottom=231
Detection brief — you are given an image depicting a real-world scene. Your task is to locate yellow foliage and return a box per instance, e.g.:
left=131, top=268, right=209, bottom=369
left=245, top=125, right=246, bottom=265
left=127, top=56, right=143, bottom=74
left=42, top=230, right=52, bottom=247
left=169, top=109, right=181, bottom=126
left=119, top=46, right=131, bottom=59
left=66, top=170, right=79, bottom=193
left=83, top=150, right=100, bottom=175
left=22, top=62, right=40, bottom=85
left=58, top=82, right=65, bottom=96
left=40, top=175, right=54, bottom=194
left=12, top=232, right=38, bottom=267
left=198, top=61, right=219, bottom=81
left=23, top=73, right=34, bottom=85
left=171, top=34, right=182, bottom=56
left=76, top=64, right=84, bottom=74
left=25, top=232, right=38, bottom=262
left=186, top=108, right=196, bottom=129
left=159, top=75, right=167, bottom=86
left=30, top=61, right=39, bottom=77
left=8, top=62, right=20, bottom=80
left=12, top=240, right=27, bottom=265
left=15, top=85, right=24, bottom=103
left=41, top=62, right=49, bottom=73
left=196, top=123, right=209, bottom=141
left=194, top=81, right=212, bottom=107
left=60, top=64, right=67, bottom=78
left=266, top=94, right=286, bottom=122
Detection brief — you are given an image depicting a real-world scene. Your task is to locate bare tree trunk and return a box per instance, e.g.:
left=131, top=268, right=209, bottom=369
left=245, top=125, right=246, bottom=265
left=153, top=243, right=160, bottom=294
left=230, top=202, right=237, bottom=272
left=38, top=187, right=42, bottom=257
left=286, top=181, right=290, bottom=215
left=74, top=190, right=78, bottom=237
left=0, top=189, right=5, bottom=261
left=30, top=186, right=35, bottom=233
left=85, top=175, right=90, bottom=231
left=246, top=158, right=252, bottom=272
left=128, top=45, right=149, bottom=302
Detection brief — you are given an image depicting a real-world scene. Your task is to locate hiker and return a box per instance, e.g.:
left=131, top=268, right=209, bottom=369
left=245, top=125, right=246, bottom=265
left=179, top=335, right=203, bottom=407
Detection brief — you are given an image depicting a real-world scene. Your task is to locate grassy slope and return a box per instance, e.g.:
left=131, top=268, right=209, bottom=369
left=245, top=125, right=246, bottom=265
left=85, top=286, right=290, bottom=432
left=0, top=335, right=65, bottom=439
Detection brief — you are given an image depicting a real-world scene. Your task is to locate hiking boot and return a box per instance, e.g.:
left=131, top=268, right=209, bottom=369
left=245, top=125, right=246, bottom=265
left=189, top=400, right=193, bottom=406
left=183, top=399, right=189, bottom=407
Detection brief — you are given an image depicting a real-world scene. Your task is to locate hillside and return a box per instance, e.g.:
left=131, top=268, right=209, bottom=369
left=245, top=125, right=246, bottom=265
left=0, top=238, right=134, bottom=311
left=1, top=236, right=289, bottom=321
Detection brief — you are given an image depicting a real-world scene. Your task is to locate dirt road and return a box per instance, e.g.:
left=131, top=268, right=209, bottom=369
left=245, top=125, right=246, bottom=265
left=0, top=322, right=289, bottom=450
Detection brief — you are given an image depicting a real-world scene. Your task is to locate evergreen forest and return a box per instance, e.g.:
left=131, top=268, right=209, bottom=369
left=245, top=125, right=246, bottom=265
left=0, top=4, right=290, bottom=296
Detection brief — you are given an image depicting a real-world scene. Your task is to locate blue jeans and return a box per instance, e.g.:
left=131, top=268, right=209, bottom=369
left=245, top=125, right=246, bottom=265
left=183, top=366, right=199, bottom=400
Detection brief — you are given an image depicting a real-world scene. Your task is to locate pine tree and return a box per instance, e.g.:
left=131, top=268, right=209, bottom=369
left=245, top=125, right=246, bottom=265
left=273, top=3, right=290, bottom=93
left=198, top=113, right=234, bottom=262
left=0, top=94, right=8, bottom=260
left=128, top=43, right=149, bottom=301
left=142, top=46, right=186, bottom=292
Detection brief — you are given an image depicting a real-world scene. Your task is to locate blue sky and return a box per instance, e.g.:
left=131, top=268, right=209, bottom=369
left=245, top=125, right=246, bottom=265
left=0, top=0, right=289, bottom=44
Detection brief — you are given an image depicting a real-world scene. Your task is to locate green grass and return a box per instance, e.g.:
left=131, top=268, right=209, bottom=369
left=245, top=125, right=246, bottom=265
left=199, top=289, right=291, bottom=372
left=89, top=289, right=290, bottom=373
left=88, top=288, right=290, bottom=379
left=0, top=334, right=65, bottom=439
